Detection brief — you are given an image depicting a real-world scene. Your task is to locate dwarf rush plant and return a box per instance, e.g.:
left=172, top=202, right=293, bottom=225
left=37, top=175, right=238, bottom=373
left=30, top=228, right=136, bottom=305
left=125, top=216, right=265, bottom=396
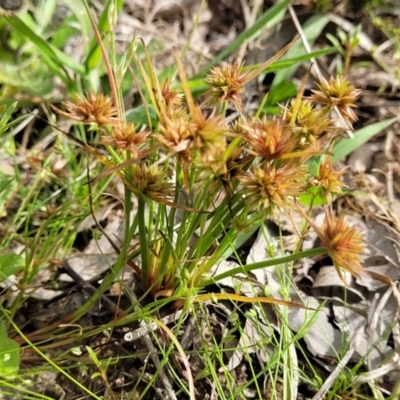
left=4, top=2, right=400, bottom=398
left=53, top=37, right=371, bottom=299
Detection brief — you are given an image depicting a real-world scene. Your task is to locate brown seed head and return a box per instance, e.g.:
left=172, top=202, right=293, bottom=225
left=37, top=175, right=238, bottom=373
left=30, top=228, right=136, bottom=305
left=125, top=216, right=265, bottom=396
left=161, top=80, right=184, bottom=112
left=98, top=122, right=149, bottom=158
left=239, top=116, right=300, bottom=160
left=204, top=60, right=249, bottom=108
left=124, top=163, right=174, bottom=201
left=316, top=209, right=366, bottom=283
left=237, top=163, right=308, bottom=216
left=197, top=145, right=247, bottom=199
left=62, top=93, right=119, bottom=127
left=155, top=112, right=195, bottom=178
left=156, top=109, right=227, bottom=164
left=193, top=111, right=227, bottom=159
left=310, top=76, right=361, bottom=126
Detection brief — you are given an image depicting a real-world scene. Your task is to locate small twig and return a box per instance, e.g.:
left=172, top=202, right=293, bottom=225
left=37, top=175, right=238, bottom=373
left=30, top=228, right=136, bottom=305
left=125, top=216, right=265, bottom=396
left=387, top=163, right=395, bottom=204
left=352, top=353, right=400, bottom=385
left=141, top=322, right=178, bottom=400
left=124, top=310, right=183, bottom=342
left=180, top=315, right=195, bottom=350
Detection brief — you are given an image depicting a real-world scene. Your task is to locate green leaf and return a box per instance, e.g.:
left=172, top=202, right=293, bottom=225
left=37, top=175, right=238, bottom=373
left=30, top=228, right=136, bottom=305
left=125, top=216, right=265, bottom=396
left=0, top=102, right=17, bottom=130
left=62, top=0, right=92, bottom=46
left=298, top=192, right=326, bottom=207
left=261, top=47, right=336, bottom=73
left=0, top=254, right=24, bottom=283
left=35, top=0, right=56, bottom=31
left=0, top=322, right=20, bottom=377
left=86, top=346, right=100, bottom=366
left=125, top=104, right=159, bottom=127
left=84, top=0, right=125, bottom=70
left=266, top=80, right=297, bottom=105
left=332, top=118, right=398, bottom=162
left=4, top=14, right=85, bottom=77
left=192, top=0, right=291, bottom=79
left=270, top=15, right=330, bottom=90
left=0, top=175, right=17, bottom=217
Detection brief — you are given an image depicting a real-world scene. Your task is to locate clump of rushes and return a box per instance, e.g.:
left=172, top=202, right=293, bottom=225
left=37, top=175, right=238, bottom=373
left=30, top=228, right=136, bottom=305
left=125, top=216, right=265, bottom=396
left=56, top=47, right=367, bottom=299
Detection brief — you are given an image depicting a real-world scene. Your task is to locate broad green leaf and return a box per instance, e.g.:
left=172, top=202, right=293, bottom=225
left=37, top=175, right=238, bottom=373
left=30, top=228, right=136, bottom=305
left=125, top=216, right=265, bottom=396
left=192, top=0, right=291, bottom=79
left=126, top=104, right=159, bottom=127
left=298, top=191, right=326, bottom=207
left=0, top=253, right=24, bottom=283
left=332, top=118, right=397, bottom=162
left=266, top=81, right=297, bottom=105
left=4, top=15, right=85, bottom=77
left=51, top=23, right=80, bottom=50
left=0, top=322, right=20, bottom=377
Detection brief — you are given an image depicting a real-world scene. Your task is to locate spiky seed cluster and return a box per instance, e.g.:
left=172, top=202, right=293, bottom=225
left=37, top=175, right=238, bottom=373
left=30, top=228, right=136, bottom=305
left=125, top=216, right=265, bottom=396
left=196, top=145, right=248, bottom=199
left=98, top=122, right=149, bottom=158
left=204, top=60, right=248, bottom=107
left=62, top=93, right=119, bottom=127
left=237, top=163, right=308, bottom=216
left=193, top=112, right=227, bottom=160
left=161, top=80, right=184, bottom=112
left=310, top=75, right=361, bottom=126
left=238, top=116, right=300, bottom=160
left=309, top=156, right=347, bottom=203
left=283, top=99, right=334, bottom=143
left=56, top=57, right=368, bottom=297
left=316, top=209, right=366, bottom=284
left=156, top=108, right=227, bottom=182
left=124, top=164, right=174, bottom=201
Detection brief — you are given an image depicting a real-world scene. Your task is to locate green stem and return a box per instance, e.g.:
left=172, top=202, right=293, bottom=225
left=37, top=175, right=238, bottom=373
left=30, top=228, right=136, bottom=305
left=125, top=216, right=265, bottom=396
left=200, top=247, right=327, bottom=287
left=138, top=197, right=149, bottom=288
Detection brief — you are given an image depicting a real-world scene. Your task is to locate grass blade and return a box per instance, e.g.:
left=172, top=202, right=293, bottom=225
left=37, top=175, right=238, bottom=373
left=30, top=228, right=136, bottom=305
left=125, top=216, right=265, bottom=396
left=332, top=117, right=398, bottom=162
left=4, top=14, right=85, bottom=76
left=192, top=0, right=291, bottom=79
left=84, top=0, right=124, bottom=70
